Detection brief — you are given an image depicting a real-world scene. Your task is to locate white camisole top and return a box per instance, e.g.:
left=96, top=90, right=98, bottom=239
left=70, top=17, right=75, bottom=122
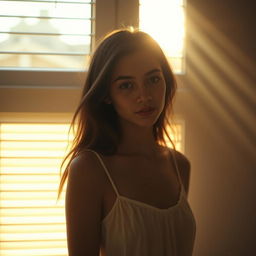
left=88, top=149, right=196, bottom=256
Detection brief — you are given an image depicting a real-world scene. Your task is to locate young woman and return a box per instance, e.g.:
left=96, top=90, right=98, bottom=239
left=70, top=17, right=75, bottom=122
left=58, top=29, right=196, bottom=256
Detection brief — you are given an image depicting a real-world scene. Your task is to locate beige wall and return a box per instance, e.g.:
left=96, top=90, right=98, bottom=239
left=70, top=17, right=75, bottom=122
left=174, top=0, right=256, bottom=255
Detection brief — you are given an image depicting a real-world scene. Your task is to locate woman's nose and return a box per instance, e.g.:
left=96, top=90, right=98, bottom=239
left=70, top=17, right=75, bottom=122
left=136, top=86, right=152, bottom=103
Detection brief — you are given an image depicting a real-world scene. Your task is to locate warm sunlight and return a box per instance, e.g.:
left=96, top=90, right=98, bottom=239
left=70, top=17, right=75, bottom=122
left=139, top=0, right=186, bottom=73
left=164, top=122, right=184, bottom=152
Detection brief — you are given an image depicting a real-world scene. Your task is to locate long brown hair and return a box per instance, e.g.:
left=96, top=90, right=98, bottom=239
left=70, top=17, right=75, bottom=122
left=57, top=28, right=177, bottom=200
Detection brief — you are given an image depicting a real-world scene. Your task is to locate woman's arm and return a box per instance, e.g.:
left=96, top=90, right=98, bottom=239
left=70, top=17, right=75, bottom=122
left=65, top=151, right=105, bottom=256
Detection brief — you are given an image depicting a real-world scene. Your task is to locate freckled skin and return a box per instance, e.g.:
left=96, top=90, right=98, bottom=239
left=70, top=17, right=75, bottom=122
left=109, top=50, right=166, bottom=128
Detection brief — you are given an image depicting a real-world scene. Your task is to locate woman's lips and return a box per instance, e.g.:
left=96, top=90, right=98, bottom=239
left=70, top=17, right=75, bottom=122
left=135, top=107, right=156, bottom=117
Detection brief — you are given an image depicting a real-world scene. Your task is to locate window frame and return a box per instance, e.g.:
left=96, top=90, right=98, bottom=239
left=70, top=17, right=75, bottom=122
left=0, top=0, right=139, bottom=113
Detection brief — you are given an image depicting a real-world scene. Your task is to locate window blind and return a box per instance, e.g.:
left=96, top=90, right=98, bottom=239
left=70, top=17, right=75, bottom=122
left=0, top=0, right=95, bottom=69
left=0, top=122, right=73, bottom=256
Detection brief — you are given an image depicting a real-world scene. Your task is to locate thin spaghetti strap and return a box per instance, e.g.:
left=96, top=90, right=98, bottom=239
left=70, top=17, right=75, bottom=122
left=85, top=149, right=120, bottom=197
left=169, top=149, right=184, bottom=192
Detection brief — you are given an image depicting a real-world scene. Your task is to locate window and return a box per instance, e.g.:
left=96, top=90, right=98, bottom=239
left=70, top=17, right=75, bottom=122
left=0, top=0, right=118, bottom=106
left=0, top=113, right=72, bottom=256
left=139, top=0, right=186, bottom=73
left=0, top=0, right=94, bottom=70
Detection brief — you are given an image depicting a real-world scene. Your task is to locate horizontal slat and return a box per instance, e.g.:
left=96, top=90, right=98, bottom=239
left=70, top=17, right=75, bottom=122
left=0, top=31, right=93, bottom=36
left=0, top=182, right=62, bottom=190
left=1, top=207, right=65, bottom=217
left=0, top=51, right=87, bottom=56
left=1, top=191, right=65, bottom=201
left=0, top=1, right=92, bottom=18
left=0, top=174, right=61, bottom=184
left=1, top=141, right=69, bottom=150
left=0, top=230, right=66, bottom=240
left=0, top=15, right=94, bottom=20
left=0, top=184, right=62, bottom=194
left=1, top=206, right=65, bottom=210
left=0, top=247, right=67, bottom=256
left=1, top=153, right=66, bottom=158
left=1, top=134, right=70, bottom=140
left=0, top=123, right=72, bottom=132
left=0, top=173, right=62, bottom=188
left=1, top=145, right=69, bottom=156
left=0, top=213, right=65, bottom=224
left=1, top=0, right=94, bottom=5
left=0, top=201, right=65, bottom=211
left=1, top=157, right=65, bottom=167
left=1, top=217, right=65, bottom=231
left=0, top=240, right=67, bottom=250
left=0, top=223, right=65, bottom=233
left=1, top=157, right=65, bottom=160
left=0, top=169, right=63, bottom=175
left=1, top=139, right=70, bottom=143
left=1, top=133, right=71, bottom=140
left=0, top=172, right=59, bottom=175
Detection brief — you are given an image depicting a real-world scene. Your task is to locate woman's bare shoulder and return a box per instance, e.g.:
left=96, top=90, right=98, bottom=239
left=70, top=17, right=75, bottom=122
left=71, top=150, right=100, bottom=168
left=172, top=149, right=190, bottom=168
left=68, top=150, right=107, bottom=189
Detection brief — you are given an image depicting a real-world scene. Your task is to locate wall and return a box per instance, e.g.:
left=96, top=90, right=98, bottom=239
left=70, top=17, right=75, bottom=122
left=175, top=0, right=256, bottom=255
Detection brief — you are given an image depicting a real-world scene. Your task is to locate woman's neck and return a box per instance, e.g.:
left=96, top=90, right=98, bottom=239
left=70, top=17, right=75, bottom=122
left=117, top=122, right=162, bottom=157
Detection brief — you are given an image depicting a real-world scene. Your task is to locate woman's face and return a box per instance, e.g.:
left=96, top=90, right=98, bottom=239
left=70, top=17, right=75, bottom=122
left=109, top=50, right=166, bottom=128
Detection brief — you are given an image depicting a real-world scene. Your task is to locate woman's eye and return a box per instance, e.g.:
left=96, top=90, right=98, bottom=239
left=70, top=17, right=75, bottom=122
left=149, top=76, right=161, bottom=84
left=119, top=82, right=133, bottom=89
